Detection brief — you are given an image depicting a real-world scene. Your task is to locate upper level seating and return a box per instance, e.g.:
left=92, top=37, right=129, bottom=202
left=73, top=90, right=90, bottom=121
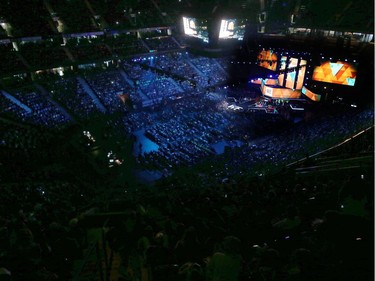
left=144, top=36, right=180, bottom=51
left=18, top=41, right=72, bottom=69
left=84, top=0, right=134, bottom=30
left=293, top=0, right=373, bottom=33
left=0, top=27, right=7, bottom=39
left=106, top=34, right=148, bottom=57
left=127, top=1, right=166, bottom=28
left=0, top=44, right=28, bottom=76
left=48, top=0, right=97, bottom=33
left=68, top=42, right=112, bottom=63
left=151, top=0, right=182, bottom=24
left=0, top=1, right=54, bottom=37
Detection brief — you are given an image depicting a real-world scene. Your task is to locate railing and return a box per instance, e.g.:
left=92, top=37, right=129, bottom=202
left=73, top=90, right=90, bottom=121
left=72, top=218, right=112, bottom=281
left=72, top=241, right=101, bottom=281
left=286, top=125, right=374, bottom=169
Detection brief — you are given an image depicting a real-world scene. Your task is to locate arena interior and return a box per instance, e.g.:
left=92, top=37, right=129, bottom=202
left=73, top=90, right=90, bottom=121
left=0, top=0, right=374, bottom=280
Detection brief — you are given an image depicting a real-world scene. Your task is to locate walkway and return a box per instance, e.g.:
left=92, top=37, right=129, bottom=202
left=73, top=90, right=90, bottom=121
left=1, top=90, right=32, bottom=113
left=34, top=83, right=76, bottom=122
left=77, top=76, right=107, bottom=113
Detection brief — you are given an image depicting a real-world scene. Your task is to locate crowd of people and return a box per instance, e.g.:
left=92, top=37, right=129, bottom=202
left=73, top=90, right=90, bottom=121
left=0, top=118, right=101, bottom=280
left=100, top=152, right=373, bottom=281
left=0, top=32, right=226, bottom=78
left=84, top=70, right=131, bottom=113
left=0, top=46, right=373, bottom=281
left=132, top=94, right=245, bottom=172
left=145, top=37, right=180, bottom=52
left=1, top=49, right=373, bottom=178
left=44, top=76, right=102, bottom=120
left=207, top=106, right=374, bottom=180
left=0, top=106, right=372, bottom=280
left=122, top=61, right=185, bottom=106
left=11, top=89, right=72, bottom=128
left=1, top=88, right=72, bottom=128
left=138, top=52, right=229, bottom=92
left=0, top=1, right=373, bottom=280
left=0, top=51, right=230, bottom=128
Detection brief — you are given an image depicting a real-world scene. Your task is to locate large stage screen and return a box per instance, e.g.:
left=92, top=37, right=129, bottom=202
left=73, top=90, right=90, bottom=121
left=312, top=61, right=357, bottom=86
left=183, top=17, right=209, bottom=43
left=302, top=86, right=321, bottom=102
left=277, top=56, right=287, bottom=86
left=261, top=83, right=301, bottom=99
left=285, top=58, right=298, bottom=89
left=257, top=49, right=278, bottom=71
left=278, top=57, right=307, bottom=90
left=296, top=59, right=307, bottom=90
left=219, top=19, right=247, bottom=40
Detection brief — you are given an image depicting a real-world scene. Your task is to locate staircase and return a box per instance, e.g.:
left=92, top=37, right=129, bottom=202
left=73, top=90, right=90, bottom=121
left=186, top=60, right=203, bottom=76
left=77, top=76, right=107, bottom=113
left=1, top=90, right=32, bottom=113
left=118, top=69, right=149, bottom=101
left=34, top=83, right=76, bottom=122
left=213, top=59, right=229, bottom=78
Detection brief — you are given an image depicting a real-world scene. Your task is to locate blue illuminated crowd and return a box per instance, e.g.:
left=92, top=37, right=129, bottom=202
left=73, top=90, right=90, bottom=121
left=0, top=0, right=373, bottom=279
left=0, top=50, right=374, bottom=177
left=0, top=49, right=373, bottom=281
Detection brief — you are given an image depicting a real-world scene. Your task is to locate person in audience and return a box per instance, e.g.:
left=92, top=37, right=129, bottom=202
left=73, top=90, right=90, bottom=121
left=205, top=236, right=242, bottom=281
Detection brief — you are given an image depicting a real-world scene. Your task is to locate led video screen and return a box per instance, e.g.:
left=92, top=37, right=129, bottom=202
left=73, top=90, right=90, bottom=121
left=257, top=50, right=278, bottom=71
left=251, top=78, right=278, bottom=85
left=285, top=58, right=298, bottom=89
left=219, top=19, right=247, bottom=40
left=296, top=59, right=307, bottom=90
left=261, top=84, right=301, bottom=99
left=302, top=86, right=321, bottom=102
left=277, top=56, right=287, bottom=87
left=312, top=61, right=357, bottom=86
left=278, top=57, right=307, bottom=90
left=183, top=17, right=209, bottom=43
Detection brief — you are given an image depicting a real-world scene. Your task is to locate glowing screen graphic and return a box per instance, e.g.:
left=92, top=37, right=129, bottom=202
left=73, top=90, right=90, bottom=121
left=183, top=17, right=209, bottom=43
left=261, top=84, right=301, bottom=99
left=312, top=61, right=357, bottom=86
left=278, top=57, right=307, bottom=90
left=296, top=59, right=306, bottom=90
left=285, top=58, right=298, bottom=89
left=219, top=19, right=247, bottom=40
left=257, top=50, right=278, bottom=71
left=302, top=86, right=321, bottom=101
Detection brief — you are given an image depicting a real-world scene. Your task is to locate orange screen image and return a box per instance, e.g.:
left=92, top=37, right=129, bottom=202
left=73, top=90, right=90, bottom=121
left=286, top=58, right=298, bottom=89
left=251, top=78, right=278, bottom=85
left=262, top=85, right=301, bottom=99
left=302, top=86, right=321, bottom=101
left=258, top=50, right=278, bottom=71
left=296, top=60, right=307, bottom=90
left=279, top=57, right=306, bottom=90
left=312, top=61, right=357, bottom=86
